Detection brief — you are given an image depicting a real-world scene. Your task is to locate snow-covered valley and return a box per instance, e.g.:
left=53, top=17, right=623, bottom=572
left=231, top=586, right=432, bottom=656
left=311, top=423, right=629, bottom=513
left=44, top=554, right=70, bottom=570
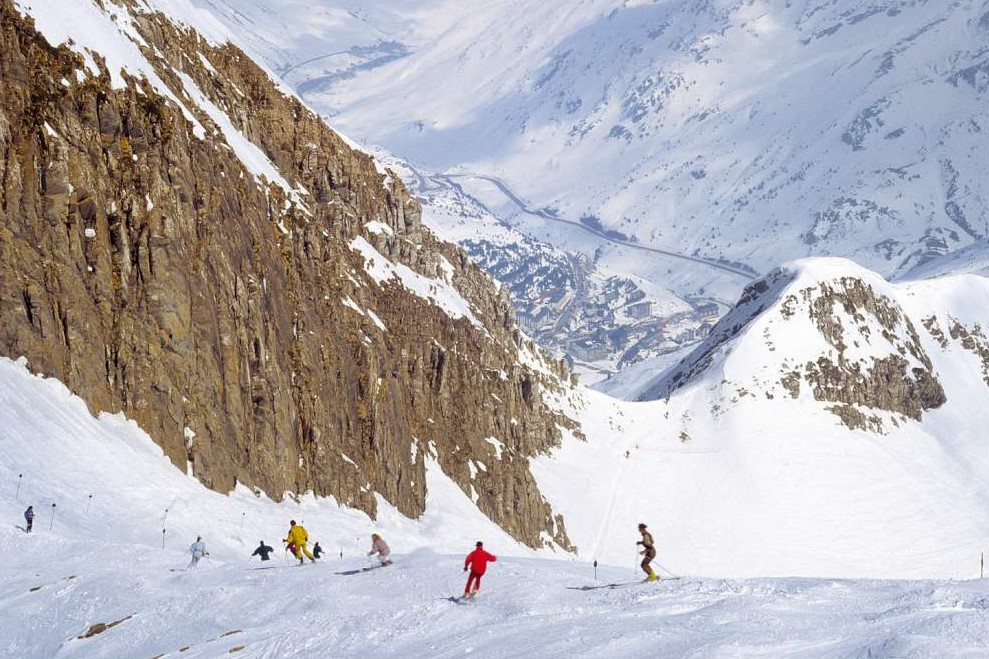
left=193, top=0, right=988, bottom=379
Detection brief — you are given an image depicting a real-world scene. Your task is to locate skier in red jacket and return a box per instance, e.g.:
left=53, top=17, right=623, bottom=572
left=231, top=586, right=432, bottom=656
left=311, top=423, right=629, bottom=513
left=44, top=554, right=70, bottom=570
left=463, top=541, right=497, bottom=597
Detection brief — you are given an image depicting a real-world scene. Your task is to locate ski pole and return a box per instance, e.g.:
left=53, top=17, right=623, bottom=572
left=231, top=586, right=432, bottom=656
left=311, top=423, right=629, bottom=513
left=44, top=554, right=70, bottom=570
left=593, top=559, right=598, bottom=580
left=15, top=474, right=22, bottom=501
left=49, top=503, right=56, bottom=531
left=86, top=494, right=93, bottom=514
left=162, top=528, right=166, bottom=549
left=653, top=560, right=678, bottom=579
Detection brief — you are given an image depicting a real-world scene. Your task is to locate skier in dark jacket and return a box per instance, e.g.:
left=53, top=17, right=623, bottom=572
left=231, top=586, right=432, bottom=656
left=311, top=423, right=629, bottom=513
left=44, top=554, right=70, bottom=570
left=24, top=506, right=35, bottom=533
left=252, top=540, right=274, bottom=561
left=637, top=523, right=657, bottom=582
left=312, top=542, right=323, bottom=559
left=463, top=541, right=497, bottom=597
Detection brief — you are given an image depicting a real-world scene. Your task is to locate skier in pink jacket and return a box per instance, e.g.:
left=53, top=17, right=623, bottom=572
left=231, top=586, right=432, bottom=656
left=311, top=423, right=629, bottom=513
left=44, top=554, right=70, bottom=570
left=367, top=533, right=392, bottom=566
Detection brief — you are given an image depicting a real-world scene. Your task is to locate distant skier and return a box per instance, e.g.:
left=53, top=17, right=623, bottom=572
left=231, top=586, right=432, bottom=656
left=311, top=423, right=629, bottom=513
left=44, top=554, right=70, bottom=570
left=252, top=540, right=274, bottom=561
left=312, top=542, right=323, bottom=559
left=463, top=541, right=497, bottom=598
left=637, top=523, right=657, bottom=582
left=23, top=506, right=35, bottom=533
left=283, top=520, right=316, bottom=565
left=188, top=536, right=209, bottom=569
left=367, top=533, right=391, bottom=566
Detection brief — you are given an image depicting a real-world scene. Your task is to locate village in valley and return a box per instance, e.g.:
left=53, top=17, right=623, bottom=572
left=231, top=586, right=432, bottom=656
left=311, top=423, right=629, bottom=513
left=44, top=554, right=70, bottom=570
left=508, top=252, right=722, bottom=378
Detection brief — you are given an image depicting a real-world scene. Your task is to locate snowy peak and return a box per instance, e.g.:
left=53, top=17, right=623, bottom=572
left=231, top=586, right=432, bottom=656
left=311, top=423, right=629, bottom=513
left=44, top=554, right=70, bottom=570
left=642, top=258, right=989, bottom=432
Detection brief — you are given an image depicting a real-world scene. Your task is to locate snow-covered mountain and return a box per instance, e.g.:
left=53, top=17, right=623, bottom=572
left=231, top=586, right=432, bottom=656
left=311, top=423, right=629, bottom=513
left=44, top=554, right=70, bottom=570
left=2, top=253, right=989, bottom=655
left=188, top=0, right=988, bottom=380
left=7, top=0, right=989, bottom=604
left=536, top=258, right=989, bottom=577
left=195, top=0, right=987, bottom=285
left=7, top=0, right=988, bottom=574
left=2, top=0, right=579, bottom=552
left=2, top=2, right=989, bottom=653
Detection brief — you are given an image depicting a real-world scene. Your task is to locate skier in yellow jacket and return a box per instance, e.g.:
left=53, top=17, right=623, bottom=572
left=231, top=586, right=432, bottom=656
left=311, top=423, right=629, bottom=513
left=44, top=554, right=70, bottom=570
left=284, top=520, right=316, bottom=565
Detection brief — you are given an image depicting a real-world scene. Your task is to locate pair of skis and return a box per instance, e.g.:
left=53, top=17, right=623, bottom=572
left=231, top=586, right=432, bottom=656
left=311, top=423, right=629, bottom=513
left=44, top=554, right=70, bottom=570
left=568, top=575, right=681, bottom=591
left=448, top=591, right=478, bottom=604
left=335, top=560, right=392, bottom=576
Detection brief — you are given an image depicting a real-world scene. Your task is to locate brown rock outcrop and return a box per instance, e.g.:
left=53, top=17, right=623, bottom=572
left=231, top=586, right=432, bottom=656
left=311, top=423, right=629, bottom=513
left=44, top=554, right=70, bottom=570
left=786, top=277, right=946, bottom=428
left=0, top=0, right=575, bottom=549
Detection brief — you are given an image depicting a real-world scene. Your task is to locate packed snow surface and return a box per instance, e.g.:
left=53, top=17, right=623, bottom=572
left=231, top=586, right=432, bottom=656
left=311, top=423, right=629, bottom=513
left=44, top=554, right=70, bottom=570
left=2, top=357, right=988, bottom=658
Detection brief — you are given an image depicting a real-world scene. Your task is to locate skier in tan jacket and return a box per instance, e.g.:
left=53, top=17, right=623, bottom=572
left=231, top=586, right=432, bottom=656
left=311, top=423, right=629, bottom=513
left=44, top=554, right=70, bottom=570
left=637, top=523, right=658, bottom=582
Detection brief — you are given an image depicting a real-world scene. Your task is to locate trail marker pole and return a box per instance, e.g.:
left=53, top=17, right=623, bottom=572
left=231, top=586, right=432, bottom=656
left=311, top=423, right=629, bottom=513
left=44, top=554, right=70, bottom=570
left=49, top=503, right=56, bottom=531
left=240, top=512, right=245, bottom=529
left=86, top=494, right=93, bottom=514
left=593, top=560, right=598, bottom=580
left=162, top=528, right=166, bottom=549
left=15, top=474, right=22, bottom=501
left=981, top=551, right=984, bottom=579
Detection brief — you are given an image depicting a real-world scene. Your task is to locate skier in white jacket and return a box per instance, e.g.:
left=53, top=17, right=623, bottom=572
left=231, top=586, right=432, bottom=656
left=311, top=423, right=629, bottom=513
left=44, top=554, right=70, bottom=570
left=187, top=536, right=208, bottom=569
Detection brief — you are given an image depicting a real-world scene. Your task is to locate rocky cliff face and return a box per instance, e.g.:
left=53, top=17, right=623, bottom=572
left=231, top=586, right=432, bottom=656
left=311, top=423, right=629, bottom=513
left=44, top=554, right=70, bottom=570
left=0, top=0, right=575, bottom=549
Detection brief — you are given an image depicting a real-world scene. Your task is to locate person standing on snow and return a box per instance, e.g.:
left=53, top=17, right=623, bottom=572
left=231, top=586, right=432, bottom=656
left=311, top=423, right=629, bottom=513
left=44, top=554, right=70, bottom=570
left=637, top=523, right=658, bottom=582
left=283, top=520, right=315, bottom=565
left=252, top=540, right=274, bottom=561
left=23, top=506, right=35, bottom=533
left=188, top=536, right=209, bottom=569
left=463, top=541, right=496, bottom=597
left=367, top=533, right=391, bottom=566
left=312, top=542, right=323, bottom=559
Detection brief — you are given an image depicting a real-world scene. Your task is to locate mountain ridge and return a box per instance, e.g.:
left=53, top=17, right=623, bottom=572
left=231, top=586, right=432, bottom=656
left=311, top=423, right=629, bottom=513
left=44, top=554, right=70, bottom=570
left=196, top=0, right=987, bottom=378
left=1, top=0, right=576, bottom=550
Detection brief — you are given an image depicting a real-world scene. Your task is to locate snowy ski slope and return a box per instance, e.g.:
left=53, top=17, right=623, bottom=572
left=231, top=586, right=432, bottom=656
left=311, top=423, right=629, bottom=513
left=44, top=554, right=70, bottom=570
left=2, top=356, right=987, bottom=658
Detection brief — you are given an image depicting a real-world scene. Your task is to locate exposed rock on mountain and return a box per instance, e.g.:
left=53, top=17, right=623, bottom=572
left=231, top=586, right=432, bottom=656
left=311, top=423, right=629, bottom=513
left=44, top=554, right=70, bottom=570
left=0, top=0, right=575, bottom=549
left=638, top=259, right=984, bottom=433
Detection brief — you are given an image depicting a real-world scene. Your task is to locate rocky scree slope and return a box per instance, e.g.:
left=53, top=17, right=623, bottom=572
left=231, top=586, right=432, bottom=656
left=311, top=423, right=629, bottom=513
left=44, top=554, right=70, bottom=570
left=0, top=0, right=575, bottom=549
